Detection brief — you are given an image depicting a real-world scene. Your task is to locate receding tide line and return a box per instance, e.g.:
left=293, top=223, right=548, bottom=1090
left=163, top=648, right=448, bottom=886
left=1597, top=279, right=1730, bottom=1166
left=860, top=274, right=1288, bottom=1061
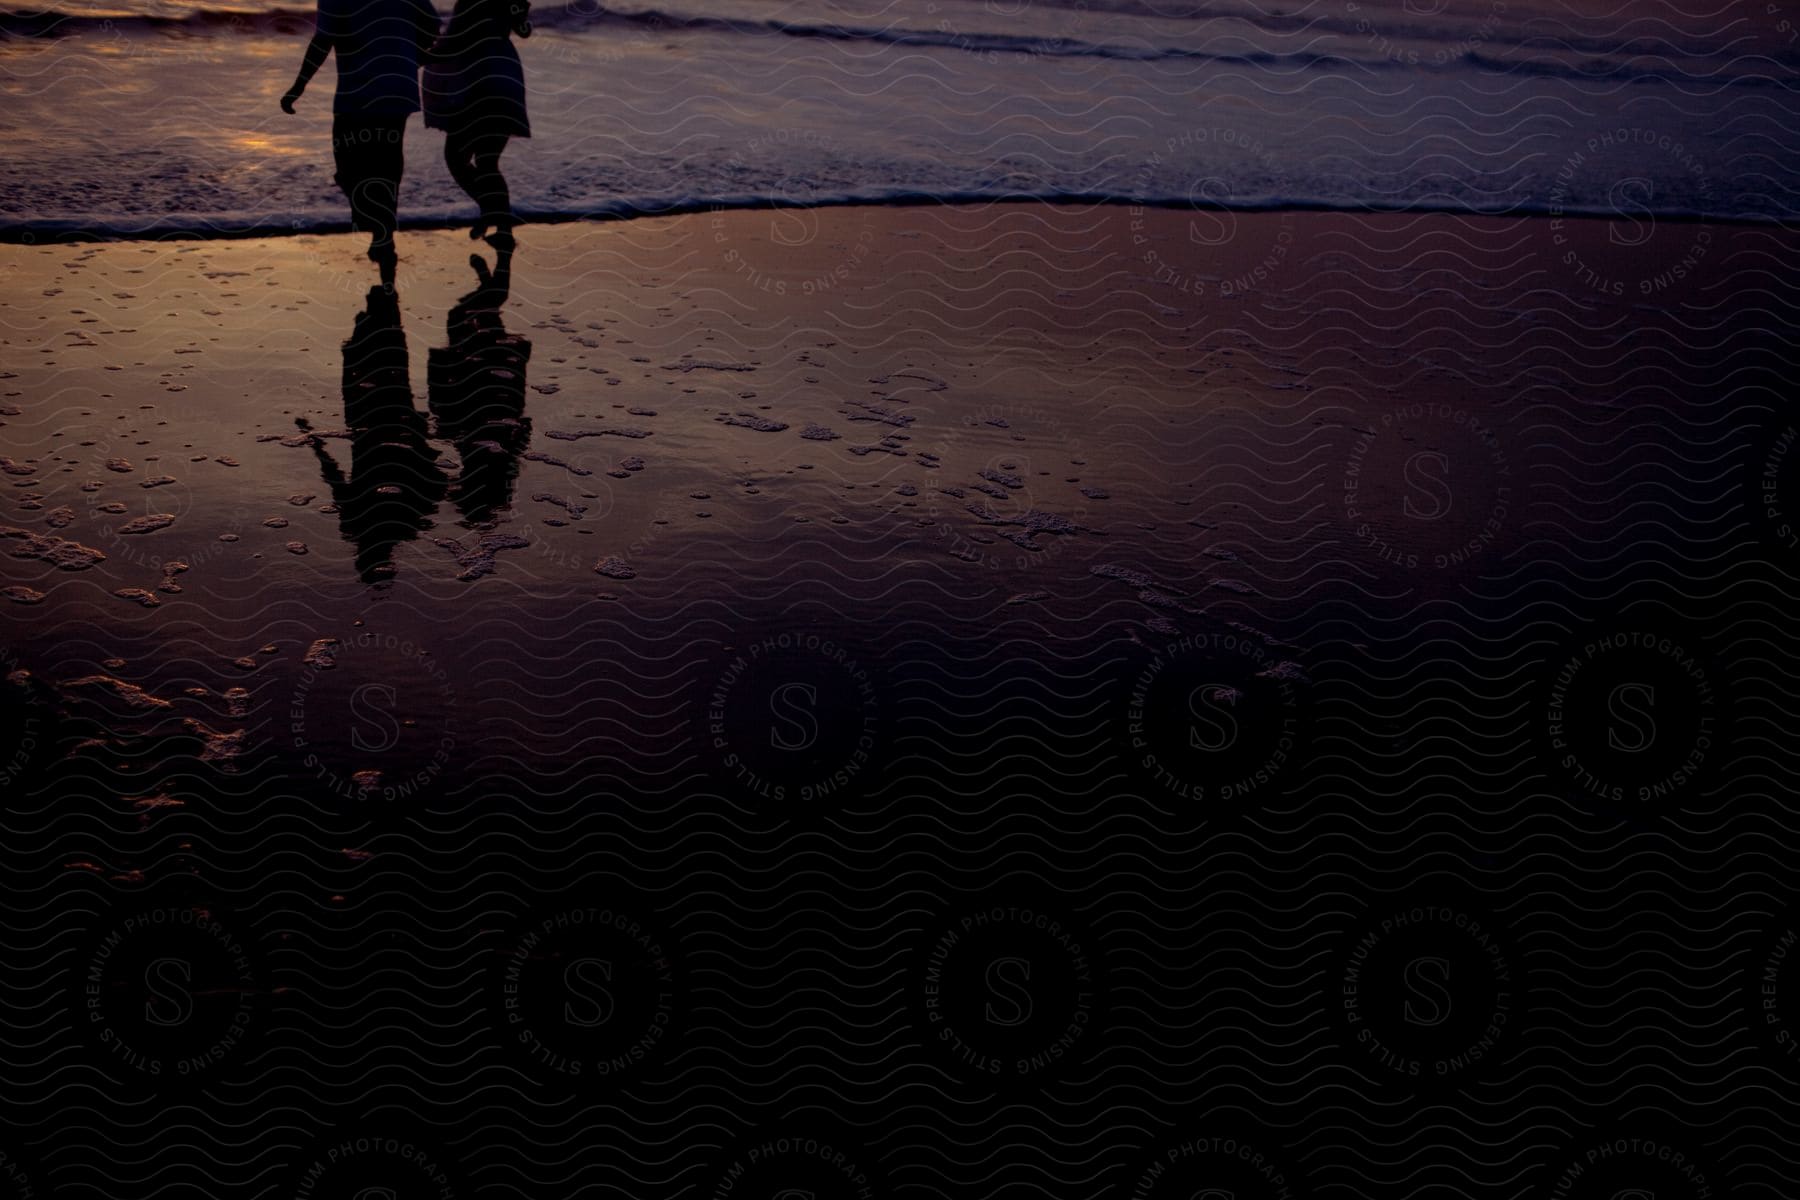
left=0, top=191, right=1787, bottom=246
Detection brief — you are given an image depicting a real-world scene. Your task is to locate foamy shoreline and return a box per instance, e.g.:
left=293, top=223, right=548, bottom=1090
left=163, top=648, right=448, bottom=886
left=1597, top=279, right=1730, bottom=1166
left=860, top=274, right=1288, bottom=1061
left=3, top=194, right=1788, bottom=245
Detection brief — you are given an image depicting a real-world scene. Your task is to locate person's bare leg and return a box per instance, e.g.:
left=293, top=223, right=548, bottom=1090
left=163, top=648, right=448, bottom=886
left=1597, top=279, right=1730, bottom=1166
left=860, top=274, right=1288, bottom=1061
left=474, top=134, right=514, bottom=246
left=331, top=118, right=369, bottom=235
left=365, top=118, right=405, bottom=276
left=444, top=132, right=490, bottom=240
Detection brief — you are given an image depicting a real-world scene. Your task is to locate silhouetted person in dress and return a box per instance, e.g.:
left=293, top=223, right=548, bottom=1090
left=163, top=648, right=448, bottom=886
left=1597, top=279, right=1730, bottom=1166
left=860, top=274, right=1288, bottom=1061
left=282, top=0, right=440, bottom=279
left=424, top=0, right=532, bottom=246
left=429, top=248, right=532, bottom=524
left=300, top=286, right=448, bottom=582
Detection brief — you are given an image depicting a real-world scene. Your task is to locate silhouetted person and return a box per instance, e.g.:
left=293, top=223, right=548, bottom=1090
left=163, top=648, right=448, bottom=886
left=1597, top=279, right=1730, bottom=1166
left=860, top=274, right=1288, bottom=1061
left=424, top=0, right=532, bottom=246
left=282, top=0, right=440, bottom=279
left=429, top=249, right=532, bottom=524
left=301, top=286, right=449, bottom=582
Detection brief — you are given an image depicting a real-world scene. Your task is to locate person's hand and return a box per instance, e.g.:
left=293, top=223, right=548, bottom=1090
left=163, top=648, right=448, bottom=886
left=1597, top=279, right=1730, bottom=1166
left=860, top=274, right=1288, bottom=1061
left=280, top=87, right=301, bottom=114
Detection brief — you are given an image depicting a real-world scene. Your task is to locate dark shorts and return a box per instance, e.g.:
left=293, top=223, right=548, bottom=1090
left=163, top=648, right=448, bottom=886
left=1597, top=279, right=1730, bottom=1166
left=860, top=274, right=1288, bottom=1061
left=331, top=115, right=410, bottom=238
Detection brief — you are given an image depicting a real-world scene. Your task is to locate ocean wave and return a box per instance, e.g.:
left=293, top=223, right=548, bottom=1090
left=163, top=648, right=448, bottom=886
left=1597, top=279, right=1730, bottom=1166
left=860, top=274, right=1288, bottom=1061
left=4, top=0, right=1794, bottom=90
left=0, top=3, right=311, bottom=33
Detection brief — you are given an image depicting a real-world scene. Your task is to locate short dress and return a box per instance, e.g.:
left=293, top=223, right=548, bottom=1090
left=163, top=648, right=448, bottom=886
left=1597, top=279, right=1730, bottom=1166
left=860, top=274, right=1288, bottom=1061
left=422, top=0, right=531, bottom=139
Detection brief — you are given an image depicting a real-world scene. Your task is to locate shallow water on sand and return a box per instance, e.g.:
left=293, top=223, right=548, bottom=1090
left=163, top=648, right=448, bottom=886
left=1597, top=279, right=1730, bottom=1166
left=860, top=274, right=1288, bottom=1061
left=3, top=207, right=1785, bottom=796
left=1, top=211, right=1785, bottom=792
left=2, top=207, right=1797, bottom=1197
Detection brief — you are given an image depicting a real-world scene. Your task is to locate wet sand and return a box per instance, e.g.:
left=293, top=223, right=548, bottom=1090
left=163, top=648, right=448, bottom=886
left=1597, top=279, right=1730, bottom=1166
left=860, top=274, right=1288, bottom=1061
left=5, top=207, right=1773, bottom=592
left=1, top=203, right=1790, bottom=819
left=3, top=202, right=1792, bottom=834
left=2, top=204, right=1797, bottom=1196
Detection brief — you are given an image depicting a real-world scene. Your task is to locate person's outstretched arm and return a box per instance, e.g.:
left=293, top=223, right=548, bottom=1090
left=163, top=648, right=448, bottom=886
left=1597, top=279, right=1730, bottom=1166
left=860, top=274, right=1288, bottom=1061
left=293, top=419, right=350, bottom=502
left=281, top=2, right=336, bottom=112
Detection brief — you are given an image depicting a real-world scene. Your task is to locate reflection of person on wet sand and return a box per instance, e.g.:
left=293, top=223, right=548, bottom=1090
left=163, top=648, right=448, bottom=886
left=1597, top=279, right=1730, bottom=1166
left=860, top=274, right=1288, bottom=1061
left=429, top=248, right=532, bottom=525
left=299, top=285, right=448, bottom=582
